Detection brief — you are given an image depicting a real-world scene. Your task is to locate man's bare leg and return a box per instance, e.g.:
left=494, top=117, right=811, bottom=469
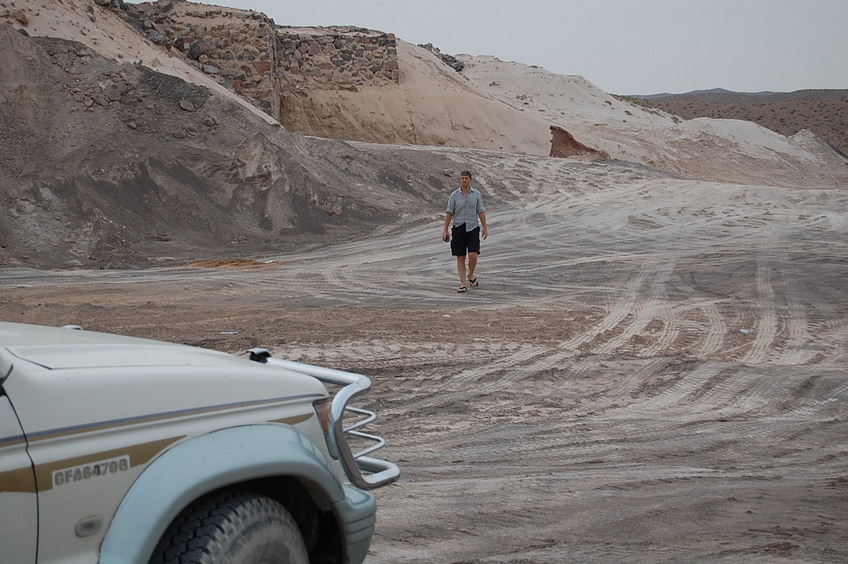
left=456, top=255, right=467, bottom=288
left=467, top=252, right=478, bottom=285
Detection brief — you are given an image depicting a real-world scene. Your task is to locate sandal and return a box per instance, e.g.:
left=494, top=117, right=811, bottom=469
left=469, top=278, right=478, bottom=288
left=457, top=286, right=468, bottom=293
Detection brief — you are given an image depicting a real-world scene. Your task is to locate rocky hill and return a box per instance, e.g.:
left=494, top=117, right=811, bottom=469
left=1, top=0, right=846, bottom=269
left=636, top=89, right=848, bottom=157
left=0, top=31, right=457, bottom=268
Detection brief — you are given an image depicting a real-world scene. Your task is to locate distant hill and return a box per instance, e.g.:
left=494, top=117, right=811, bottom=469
left=631, top=89, right=848, bottom=156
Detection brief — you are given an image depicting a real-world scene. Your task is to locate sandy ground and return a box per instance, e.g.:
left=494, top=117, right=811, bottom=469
left=3, top=152, right=847, bottom=563
left=3, top=2, right=847, bottom=562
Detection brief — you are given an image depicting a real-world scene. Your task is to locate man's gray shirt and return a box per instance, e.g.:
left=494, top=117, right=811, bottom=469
left=446, top=188, right=485, bottom=231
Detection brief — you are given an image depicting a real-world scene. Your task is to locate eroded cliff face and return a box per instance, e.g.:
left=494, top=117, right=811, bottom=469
left=549, top=126, right=610, bottom=160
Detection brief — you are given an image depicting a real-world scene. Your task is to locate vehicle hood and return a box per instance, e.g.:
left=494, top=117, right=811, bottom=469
left=1, top=321, right=245, bottom=373
left=0, top=322, right=328, bottom=435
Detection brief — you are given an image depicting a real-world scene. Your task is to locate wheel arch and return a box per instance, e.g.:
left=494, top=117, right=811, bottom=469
left=99, top=424, right=346, bottom=564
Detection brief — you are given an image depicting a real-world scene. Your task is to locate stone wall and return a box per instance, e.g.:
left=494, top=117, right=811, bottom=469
left=123, top=1, right=280, bottom=117
left=119, top=2, right=399, bottom=122
left=277, top=27, right=399, bottom=87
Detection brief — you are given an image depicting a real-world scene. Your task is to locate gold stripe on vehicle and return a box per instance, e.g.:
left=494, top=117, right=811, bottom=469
left=0, top=466, right=37, bottom=493
left=2, top=409, right=317, bottom=493
left=30, top=437, right=181, bottom=493
left=269, top=413, right=313, bottom=426
left=26, top=396, right=322, bottom=444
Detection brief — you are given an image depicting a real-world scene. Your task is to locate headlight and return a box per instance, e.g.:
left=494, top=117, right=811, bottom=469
left=313, top=398, right=337, bottom=459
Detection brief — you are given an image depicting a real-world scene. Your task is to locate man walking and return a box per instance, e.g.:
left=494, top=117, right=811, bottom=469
left=443, top=170, right=488, bottom=293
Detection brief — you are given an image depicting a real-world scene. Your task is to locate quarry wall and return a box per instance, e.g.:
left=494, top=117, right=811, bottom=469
left=124, top=2, right=399, bottom=121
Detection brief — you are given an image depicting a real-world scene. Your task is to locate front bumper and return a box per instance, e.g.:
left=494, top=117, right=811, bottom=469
left=334, top=484, right=378, bottom=564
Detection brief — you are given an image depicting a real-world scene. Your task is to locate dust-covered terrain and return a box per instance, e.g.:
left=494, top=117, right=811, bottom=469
left=5, top=149, right=847, bottom=563
left=2, top=1, right=847, bottom=562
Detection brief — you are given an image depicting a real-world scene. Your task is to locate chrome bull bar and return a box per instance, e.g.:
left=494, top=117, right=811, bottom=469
left=248, top=349, right=400, bottom=489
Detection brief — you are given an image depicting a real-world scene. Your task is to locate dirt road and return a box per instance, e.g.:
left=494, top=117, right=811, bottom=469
left=3, top=156, right=847, bottom=562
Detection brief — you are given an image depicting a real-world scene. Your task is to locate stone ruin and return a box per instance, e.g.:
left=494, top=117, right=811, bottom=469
left=118, top=1, right=400, bottom=121
left=109, top=1, right=605, bottom=159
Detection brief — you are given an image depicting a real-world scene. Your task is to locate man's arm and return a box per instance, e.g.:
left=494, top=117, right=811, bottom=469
left=478, top=211, right=488, bottom=240
left=443, top=212, right=453, bottom=241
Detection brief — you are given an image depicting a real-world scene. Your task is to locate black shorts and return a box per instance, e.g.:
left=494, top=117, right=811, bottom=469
left=451, top=225, right=481, bottom=256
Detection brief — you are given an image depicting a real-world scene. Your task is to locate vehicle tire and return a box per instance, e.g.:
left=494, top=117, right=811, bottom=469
left=149, top=490, right=309, bottom=564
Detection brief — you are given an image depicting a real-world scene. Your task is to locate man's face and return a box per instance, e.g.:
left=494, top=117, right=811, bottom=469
left=460, top=175, right=472, bottom=188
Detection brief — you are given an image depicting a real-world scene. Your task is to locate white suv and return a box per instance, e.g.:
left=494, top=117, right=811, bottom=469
left=0, top=322, right=398, bottom=563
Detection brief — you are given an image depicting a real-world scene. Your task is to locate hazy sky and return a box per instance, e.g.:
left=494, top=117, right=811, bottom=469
left=214, top=0, right=847, bottom=95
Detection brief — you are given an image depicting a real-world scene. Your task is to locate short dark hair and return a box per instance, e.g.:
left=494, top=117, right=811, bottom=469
left=460, top=170, right=472, bottom=178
